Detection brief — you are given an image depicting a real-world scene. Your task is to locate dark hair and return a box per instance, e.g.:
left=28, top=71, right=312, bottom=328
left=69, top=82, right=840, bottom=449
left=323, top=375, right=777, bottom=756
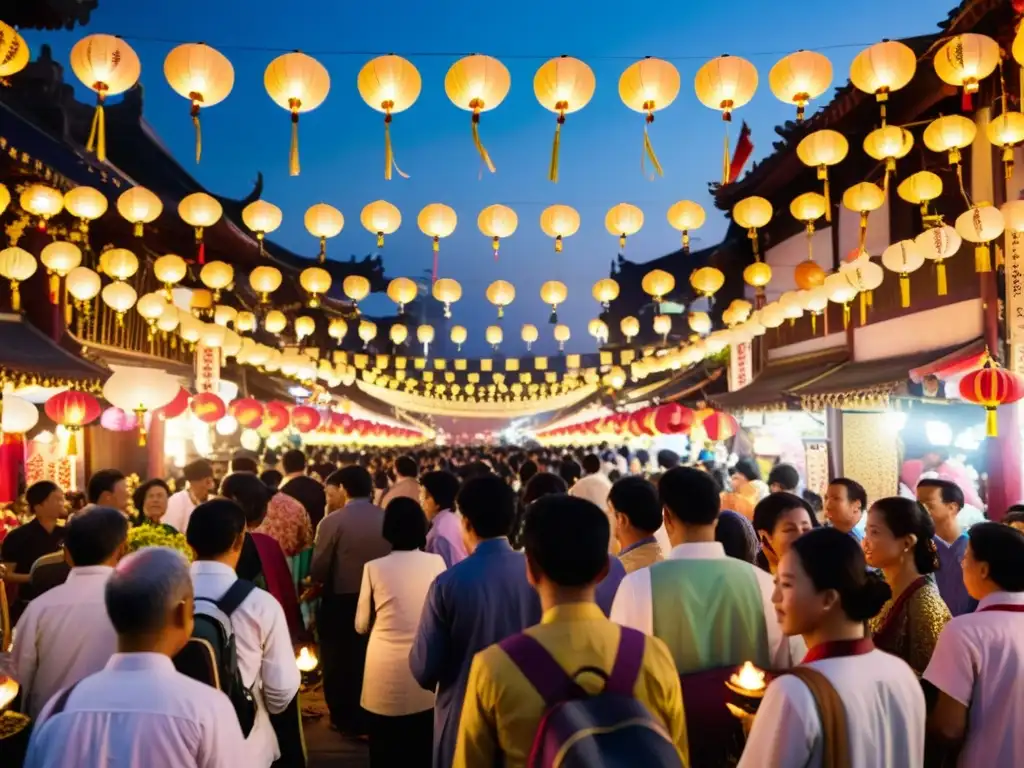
left=282, top=449, right=306, bottom=475
left=656, top=449, right=680, bottom=470
left=715, top=510, right=759, bottom=564
left=522, top=494, right=609, bottom=587
left=523, top=472, right=569, bottom=505
left=802, top=489, right=823, bottom=514
left=1004, top=508, right=1024, bottom=528
left=65, top=507, right=129, bottom=566
left=373, top=470, right=390, bottom=491
left=462, top=461, right=493, bottom=480
left=582, top=454, right=602, bottom=475
left=457, top=474, right=516, bottom=538
left=790, top=528, right=892, bottom=621
left=558, top=459, right=582, bottom=487
left=608, top=476, right=661, bottom=533
left=218, top=472, right=271, bottom=527
left=394, top=455, right=418, bottom=478
left=260, top=469, right=283, bottom=492
left=230, top=456, right=259, bottom=474
left=87, top=470, right=124, bottom=504
left=830, top=478, right=868, bottom=511
left=27, top=480, right=62, bottom=511
left=659, top=467, right=721, bottom=526
left=968, top=522, right=1024, bottom=591
left=326, top=466, right=374, bottom=499
left=519, top=460, right=538, bottom=486
left=916, top=478, right=965, bottom=510
left=732, top=457, right=761, bottom=482
left=767, top=463, right=800, bottom=492
left=870, top=497, right=940, bottom=575
left=183, top=459, right=213, bottom=484
left=132, top=479, right=170, bottom=522
left=186, top=499, right=247, bottom=558
left=382, top=497, right=428, bottom=551
left=420, top=470, right=460, bottom=511
left=752, top=492, right=818, bottom=535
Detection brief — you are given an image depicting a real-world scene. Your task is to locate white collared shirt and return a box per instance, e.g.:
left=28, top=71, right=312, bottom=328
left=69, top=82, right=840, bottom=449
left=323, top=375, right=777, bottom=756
left=609, top=541, right=802, bottom=668
left=924, top=590, right=1024, bottom=768
left=190, top=561, right=301, bottom=767
left=12, top=565, right=117, bottom=718
left=25, top=652, right=246, bottom=768
left=163, top=490, right=197, bottom=534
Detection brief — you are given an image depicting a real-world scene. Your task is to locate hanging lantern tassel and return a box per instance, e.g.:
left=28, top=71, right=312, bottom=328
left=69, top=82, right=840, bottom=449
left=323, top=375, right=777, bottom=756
left=492, top=236, right=500, bottom=262
left=86, top=88, right=108, bottom=162
left=842, top=302, right=851, bottom=330
left=899, top=273, right=911, bottom=308
left=288, top=98, right=301, bottom=177
left=431, top=236, right=439, bottom=283
left=48, top=273, right=59, bottom=305
left=820, top=166, right=832, bottom=223
left=190, top=95, right=202, bottom=164
left=748, top=228, right=761, bottom=261
left=549, top=307, right=558, bottom=324
left=976, top=244, right=992, bottom=273
left=9, top=281, right=21, bottom=312
left=883, top=158, right=895, bottom=196
left=859, top=292, right=868, bottom=326
left=195, top=227, right=205, bottom=266
left=135, top=407, right=148, bottom=446
left=1003, top=146, right=1015, bottom=181
left=497, top=305, right=504, bottom=319
left=64, top=299, right=73, bottom=328
left=376, top=231, right=385, bottom=249
left=811, top=312, right=818, bottom=335
left=318, top=236, right=327, bottom=264
left=383, top=104, right=410, bottom=181
left=470, top=100, right=496, bottom=174
left=682, top=230, right=690, bottom=254
left=985, top=406, right=998, bottom=437
left=858, top=212, right=868, bottom=253
left=619, top=234, right=626, bottom=250
left=936, top=260, right=948, bottom=296
left=549, top=105, right=566, bottom=183
left=555, top=235, right=563, bottom=253
left=642, top=105, right=664, bottom=180
left=805, top=223, right=815, bottom=260
left=878, top=91, right=888, bottom=127
left=67, top=428, right=79, bottom=456
left=256, top=231, right=265, bottom=257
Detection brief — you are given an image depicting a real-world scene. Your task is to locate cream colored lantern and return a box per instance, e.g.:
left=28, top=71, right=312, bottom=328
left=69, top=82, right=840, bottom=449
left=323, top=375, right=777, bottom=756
left=445, top=55, right=510, bottom=172
left=178, top=192, right=222, bottom=264
left=690, top=266, right=726, bottom=299
left=689, top=311, right=712, bottom=335
left=641, top=269, right=675, bottom=310
left=553, top=323, right=571, bottom=351
left=157, top=306, right=181, bottom=334
left=653, top=314, right=672, bottom=343
left=117, top=186, right=162, bottom=238
left=915, top=225, right=961, bottom=296
left=242, top=199, right=282, bottom=255
left=824, top=271, right=857, bottom=329
left=248, top=265, right=282, bottom=304
left=294, top=316, right=316, bottom=343
left=1002, top=200, right=1024, bottom=233
left=358, top=55, right=421, bottom=180
left=733, top=196, right=773, bottom=260
left=588, top=318, right=609, bottom=344
left=199, top=260, right=234, bottom=302
left=987, top=112, right=1024, bottom=181
left=164, top=43, right=234, bottom=163
left=477, top=204, right=518, bottom=259
left=416, top=324, right=435, bottom=356
left=849, top=40, right=916, bottom=124
left=797, top=130, right=847, bottom=221
left=533, top=56, right=596, bottom=182
left=213, top=305, right=237, bottom=328
left=487, top=280, right=516, bottom=318
left=450, top=324, right=468, bottom=352
left=923, top=115, right=976, bottom=198
left=540, top=205, right=580, bottom=252
left=361, top=200, right=402, bottom=248
left=769, top=50, right=832, bottom=121
left=264, top=310, right=287, bottom=334
left=389, top=323, right=409, bottom=346
left=541, top=280, right=569, bottom=324
left=386, top=277, right=418, bottom=314
left=779, top=292, right=804, bottom=325
left=592, top=278, right=620, bottom=309
left=0, top=184, right=9, bottom=217
left=667, top=201, right=705, bottom=253
left=758, top=303, right=787, bottom=330
left=0, top=247, right=36, bottom=311
left=0, top=23, right=29, bottom=78
left=881, top=240, right=926, bottom=307
left=235, top=312, right=257, bottom=334
left=300, top=266, right=332, bottom=307
left=694, top=54, right=758, bottom=181
left=605, top=203, right=644, bottom=251
left=40, top=241, right=82, bottom=304
left=521, top=323, right=539, bottom=351
left=136, top=292, right=167, bottom=334
left=305, top=203, right=344, bottom=263
left=790, top=191, right=827, bottom=262
left=934, top=34, right=999, bottom=107
left=264, top=51, right=330, bottom=175
left=103, top=368, right=179, bottom=445
left=70, top=35, right=141, bottom=162
left=418, top=204, right=457, bottom=280
left=955, top=204, right=1004, bottom=273
left=863, top=125, right=913, bottom=193
left=344, top=274, right=371, bottom=313
left=101, top=281, right=137, bottom=324
left=99, top=248, right=138, bottom=281
left=1, top=395, right=38, bottom=435
left=897, top=171, right=943, bottom=225
left=64, top=186, right=107, bottom=233
left=620, top=316, right=640, bottom=342
left=841, top=182, right=885, bottom=257
left=842, top=257, right=885, bottom=326
left=328, top=318, right=348, bottom=344
left=620, top=57, right=681, bottom=178
left=20, top=184, right=63, bottom=231
left=432, top=278, right=462, bottom=318
left=486, top=325, right=504, bottom=351
left=66, top=266, right=101, bottom=303
left=744, top=262, right=773, bottom=298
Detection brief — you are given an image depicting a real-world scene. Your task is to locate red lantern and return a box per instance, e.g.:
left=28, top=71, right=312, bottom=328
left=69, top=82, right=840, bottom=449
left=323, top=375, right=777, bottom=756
left=190, top=392, right=226, bottom=424
left=702, top=410, right=739, bottom=442
left=958, top=360, right=1024, bottom=437
left=653, top=403, right=695, bottom=435
left=152, top=388, right=190, bottom=421
left=45, top=390, right=101, bottom=455
left=291, top=405, right=321, bottom=433
left=229, top=398, right=264, bottom=429
left=264, top=401, right=290, bottom=433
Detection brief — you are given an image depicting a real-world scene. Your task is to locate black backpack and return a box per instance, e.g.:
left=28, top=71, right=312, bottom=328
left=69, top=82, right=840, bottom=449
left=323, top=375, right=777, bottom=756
left=173, top=579, right=258, bottom=736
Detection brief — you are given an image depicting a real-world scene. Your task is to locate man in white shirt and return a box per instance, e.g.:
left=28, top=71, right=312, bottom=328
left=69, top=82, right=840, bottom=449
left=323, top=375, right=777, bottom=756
left=24, top=547, right=246, bottom=768
left=185, top=499, right=301, bottom=767
left=164, top=459, right=216, bottom=534
left=570, top=454, right=615, bottom=551
left=13, top=507, right=127, bottom=718
left=925, top=522, right=1024, bottom=768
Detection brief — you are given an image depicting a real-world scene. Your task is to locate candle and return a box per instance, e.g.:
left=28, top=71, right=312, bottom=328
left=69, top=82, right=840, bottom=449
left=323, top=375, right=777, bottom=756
left=728, top=661, right=767, bottom=695
left=295, top=646, right=319, bottom=673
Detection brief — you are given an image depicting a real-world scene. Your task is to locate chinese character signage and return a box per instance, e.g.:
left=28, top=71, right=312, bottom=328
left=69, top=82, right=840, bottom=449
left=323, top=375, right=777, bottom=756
left=1006, top=231, right=1024, bottom=374
left=195, top=344, right=221, bottom=394
left=729, top=341, right=753, bottom=392
left=803, top=439, right=830, bottom=499
left=25, top=438, right=76, bottom=492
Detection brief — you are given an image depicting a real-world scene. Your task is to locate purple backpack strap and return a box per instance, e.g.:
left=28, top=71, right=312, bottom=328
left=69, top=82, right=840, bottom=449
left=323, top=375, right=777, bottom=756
left=500, top=633, right=585, bottom=706
left=605, top=627, right=646, bottom=696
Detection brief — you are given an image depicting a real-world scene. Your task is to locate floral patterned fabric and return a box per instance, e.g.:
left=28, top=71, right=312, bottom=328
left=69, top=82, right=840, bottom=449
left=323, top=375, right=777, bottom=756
left=255, top=492, right=314, bottom=557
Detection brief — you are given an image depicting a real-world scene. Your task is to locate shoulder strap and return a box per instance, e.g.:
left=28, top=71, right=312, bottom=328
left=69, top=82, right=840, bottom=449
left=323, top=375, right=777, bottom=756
left=781, top=667, right=851, bottom=768
left=604, top=627, right=646, bottom=696
left=49, top=678, right=83, bottom=717
left=500, top=633, right=584, bottom=707
left=216, top=579, right=256, bottom=617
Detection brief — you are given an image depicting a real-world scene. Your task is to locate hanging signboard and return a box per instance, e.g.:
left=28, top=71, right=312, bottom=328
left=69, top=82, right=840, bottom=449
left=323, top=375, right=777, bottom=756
left=195, top=344, right=221, bottom=394
left=803, top=438, right=830, bottom=499
left=729, top=341, right=753, bottom=392
left=1005, top=232, right=1024, bottom=374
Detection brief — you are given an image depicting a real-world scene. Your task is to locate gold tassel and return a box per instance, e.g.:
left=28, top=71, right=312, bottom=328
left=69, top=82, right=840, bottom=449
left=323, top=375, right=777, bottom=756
left=859, top=292, right=867, bottom=326
left=682, top=231, right=690, bottom=253
left=492, top=236, right=500, bottom=261
left=811, top=313, right=817, bottom=335
left=619, top=234, right=626, bottom=250
left=10, top=282, right=20, bottom=312
left=289, top=110, right=300, bottom=177
left=986, top=407, right=998, bottom=437
left=899, top=274, right=910, bottom=307
left=937, top=260, right=948, bottom=296
left=867, top=290, right=874, bottom=308
left=376, top=232, right=384, bottom=248
left=843, top=303, right=850, bottom=329
left=642, top=111, right=663, bottom=179
left=1003, top=147, right=1014, bottom=181
left=555, top=235, right=563, bottom=253
left=86, top=96, right=107, bottom=162
left=806, top=224, right=814, bottom=260
left=471, top=108, right=496, bottom=174
left=318, top=236, right=327, bottom=264
left=67, top=429, right=78, bottom=456
left=722, top=127, right=731, bottom=185
left=858, top=212, right=868, bottom=253
left=549, top=112, right=564, bottom=183
left=976, top=244, right=992, bottom=273
left=49, top=273, right=59, bottom=305
left=820, top=167, right=831, bottom=223
left=883, top=158, right=894, bottom=196
left=191, top=99, right=202, bottom=164
left=64, top=300, right=73, bottom=328
left=383, top=110, right=410, bottom=181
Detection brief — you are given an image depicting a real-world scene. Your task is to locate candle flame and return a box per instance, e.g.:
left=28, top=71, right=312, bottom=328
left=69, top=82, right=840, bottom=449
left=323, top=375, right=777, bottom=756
left=295, top=646, right=319, bottom=673
left=730, top=661, right=766, bottom=692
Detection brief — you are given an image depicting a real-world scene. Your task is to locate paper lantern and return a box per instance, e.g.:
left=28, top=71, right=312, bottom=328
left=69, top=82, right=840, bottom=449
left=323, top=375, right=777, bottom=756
left=136, top=292, right=167, bottom=331
left=703, top=411, right=738, bottom=442
left=199, top=322, right=226, bottom=349
left=196, top=260, right=232, bottom=303
left=450, top=325, right=468, bottom=351
left=863, top=126, right=913, bottom=193
left=418, top=204, right=457, bottom=281
left=213, top=305, right=237, bottom=328
left=959, top=359, right=1024, bottom=437
left=620, top=57, right=681, bottom=178
left=520, top=323, right=539, bottom=350
left=299, top=266, right=332, bottom=308
left=20, top=184, right=63, bottom=231
left=191, top=392, right=226, bottom=424
left=356, top=201, right=402, bottom=250
left=388, top=323, right=408, bottom=347
left=694, top=54, right=758, bottom=182
left=651, top=314, right=672, bottom=342
left=653, top=403, right=695, bottom=436
left=294, top=316, right=316, bottom=342
left=540, top=205, right=580, bottom=252
left=168, top=193, right=217, bottom=266
left=641, top=270, right=675, bottom=312
left=592, top=278, right=620, bottom=309
left=416, top=324, right=435, bottom=355
left=588, top=319, right=609, bottom=344
left=152, top=387, right=189, bottom=421
left=485, top=325, right=504, bottom=350
left=263, top=310, right=287, bottom=334
left=934, top=34, right=999, bottom=109
left=843, top=257, right=885, bottom=326
left=487, top=279, right=516, bottom=318
left=541, top=280, right=569, bottom=324
left=64, top=186, right=107, bottom=233
left=478, top=204, right=518, bottom=260
left=789, top=191, right=827, bottom=264
left=328, top=318, right=348, bottom=343
left=97, top=250, right=136, bottom=284
left=432, top=278, right=462, bottom=318
left=45, top=390, right=101, bottom=454
left=358, top=54, right=420, bottom=180
left=924, top=115, right=976, bottom=195
left=842, top=182, right=885, bottom=256
left=605, top=203, right=644, bottom=250
left=0, top=247, right=36, bottom=312
left=103, top=368, right=180, bottom=444
left=2, top=394, right=38, bottom=434
left=666, top=201, right=705, bottom=253
left=758, top=303, right=787, bottom=330
left=40, top=241, right=82, bottom=304
left=689, top=312, right=712, bottom=335
left=955, top=204, right=1004, bottom=273
left=178, top=315, right=203, bottom=344
left=263, top=402, right=290, bottom=433
left=916, top=225, right=961, bottom=297
left=689, top=266, right=725, bottom=299
left=304, top=203, right=344, bottom=264
left=149, top=254, right=185, bottom=300
left=797, top=130, right=848, bottom=222
left=386, top=277, right=417, bottom=314
left=849, top=40, right=916, bottom=124
left=228, top=398, right=263, bottom=429
left=553, top=323, right=571, bottom=351
left=66, top=266, right=101, bottom=303
left=743, top=262, right=773, bottom=296
left=0, top=23, right=29, bottom=78
left=733, top=196, right=773, bottom=260
left=445, top=55, right=510, bottom=172
left=358, top=319, right=378, bottom=348
left=1003, top=200, right=1024, bottom=233
left=794, top=260, right=826, bottom=291
left=534, top=56, right=596, bottom=182
left=290, top=405, right=321, bottom=434
left=897, top=171, right=943, bottom=224
left=987, top=112, right=1024, bottom=181
left=70, top=35, right=141, bottom=162
left=264, top=51, right=330, bottom=175
left=881, top=240, right=926, bottom=307
left=241, top=266, right=277, bottom=306
left=769, top=50, right=832, bottom=120
left=164, top=43, right=234, bottom=163
left=242, top=199, right=282, bottom=255
left=779, top=292, right=804, bottom=324
left=116, top=186, right=162, bottom=237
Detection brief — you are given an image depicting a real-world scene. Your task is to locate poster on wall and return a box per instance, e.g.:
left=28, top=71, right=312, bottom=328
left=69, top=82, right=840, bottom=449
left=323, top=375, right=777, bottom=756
left=25, top=438, right=76, bottom=492
left=803, top=438, right=830, bottom=499
left=194, top=344, right=221, bottom=394
left=729, top=341, right=753, bottom=392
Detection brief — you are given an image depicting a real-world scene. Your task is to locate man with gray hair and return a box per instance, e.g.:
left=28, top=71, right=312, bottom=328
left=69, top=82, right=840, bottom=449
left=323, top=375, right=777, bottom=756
left=24, top=547, right=246, bottom=768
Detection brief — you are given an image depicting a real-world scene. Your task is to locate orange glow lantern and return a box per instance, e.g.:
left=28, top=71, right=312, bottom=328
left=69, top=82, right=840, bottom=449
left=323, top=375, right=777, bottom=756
left=44, top=390, right=101, bottom=455
left=958, top=359, right=1024, bottom=437
left=264, top=402, right=291, bottom=433
left=190, top=392, right=226, bottom=423
left=291, top=405, right=321, bottom=433
left=702, top=410, right=739, bottom=442
left=653, top=403, right=695, bottom=435
left=229, top=397, right=264, bottom=429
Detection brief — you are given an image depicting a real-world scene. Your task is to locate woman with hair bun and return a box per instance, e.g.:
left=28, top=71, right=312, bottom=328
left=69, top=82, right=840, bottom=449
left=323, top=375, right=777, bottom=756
left=862, top=497, right=951, bottom=675
left=738, top=527, right=925, bottom=767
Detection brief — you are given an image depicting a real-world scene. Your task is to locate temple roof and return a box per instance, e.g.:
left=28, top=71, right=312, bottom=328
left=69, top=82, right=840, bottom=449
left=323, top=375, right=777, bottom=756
left=0, top=314, right=108, bottom=386
left=0, top=0, right=98, bottom=30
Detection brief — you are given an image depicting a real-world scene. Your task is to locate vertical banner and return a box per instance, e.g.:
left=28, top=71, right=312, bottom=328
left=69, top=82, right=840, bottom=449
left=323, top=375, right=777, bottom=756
left=728, top=341, right=753, bottom=392
left=195, top=344, right=221, bottom=394
left=803, top=438, right=830, bottom=499
left=25, top=437, right=76, bottom=491
left=1005, top=230, right=1024, bottom=374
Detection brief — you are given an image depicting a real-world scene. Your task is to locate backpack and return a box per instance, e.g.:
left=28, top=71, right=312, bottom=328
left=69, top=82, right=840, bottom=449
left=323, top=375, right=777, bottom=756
left=500, top=626, right=683, bottom=768
left=173, top=579, right=258, bottom=737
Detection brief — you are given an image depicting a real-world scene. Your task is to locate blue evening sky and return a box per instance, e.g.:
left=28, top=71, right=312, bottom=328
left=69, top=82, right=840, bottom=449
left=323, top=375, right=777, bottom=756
left=24, top=0, right=953, bottom=356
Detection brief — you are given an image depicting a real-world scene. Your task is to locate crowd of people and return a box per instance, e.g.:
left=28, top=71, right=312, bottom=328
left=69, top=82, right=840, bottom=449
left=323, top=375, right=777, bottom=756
left=0, top=442, right=1023, bottom=767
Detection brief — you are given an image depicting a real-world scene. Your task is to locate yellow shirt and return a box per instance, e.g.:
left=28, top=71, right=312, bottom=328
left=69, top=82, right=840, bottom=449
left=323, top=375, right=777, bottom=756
left=453, top=602, right=688, bottom=768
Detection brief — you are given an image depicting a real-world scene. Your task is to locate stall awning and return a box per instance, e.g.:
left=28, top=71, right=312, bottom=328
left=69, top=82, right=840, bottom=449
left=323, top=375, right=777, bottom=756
left=795, top=339, right=985, bottom=409
left=0, top=315, right=107, bottom=388
left=710, top=348, right=848, bottom=412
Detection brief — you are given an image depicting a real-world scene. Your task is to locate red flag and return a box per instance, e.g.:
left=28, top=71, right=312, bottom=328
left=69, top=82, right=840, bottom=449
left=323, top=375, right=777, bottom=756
left=728, top=122, right=753, bottom=184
